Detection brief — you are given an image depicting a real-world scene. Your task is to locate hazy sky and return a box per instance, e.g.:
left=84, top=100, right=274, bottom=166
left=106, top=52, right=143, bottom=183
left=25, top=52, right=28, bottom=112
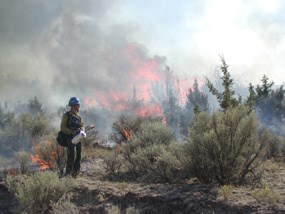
left=1, top=0, right=284, bottom=110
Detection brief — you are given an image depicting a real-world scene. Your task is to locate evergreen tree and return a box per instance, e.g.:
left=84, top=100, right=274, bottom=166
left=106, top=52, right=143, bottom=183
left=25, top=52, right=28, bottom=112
left=245, top=83, right=257, bottom=108
left=246, top=75, right=273, bottom=108
left=270, top=86, right=285, bottom=121
left=28, top=96, right=44, bottom=115
left=127, top=85, right=144, bottom=111
left=162, top=66, right=181, bottom=137
left=181, top=78, right=208, bottom=136
left=206, top=56, right=240, bottom=111
left=185, top=78, right=208, bottom=113
left=256, top=85, right=285, bottom=133
left=248, top=75, right=285, bottom=136
left=256, top=75, right=274, bottom=99
left=0, top=106, right=15, bottom=130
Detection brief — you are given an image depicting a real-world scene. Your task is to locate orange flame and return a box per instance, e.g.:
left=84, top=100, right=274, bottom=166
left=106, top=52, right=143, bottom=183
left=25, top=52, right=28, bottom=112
left=31, top=141, right=57, bottom=171
left=84, top=44, right=165, bottom=111
left=31, top=154, right=52, bottom=170
left=83, top=43, right=202, bottom=120
left=134, top=103, right=163, bottom=117
left=123, top=128, right=131, bottom=141
left=84, top=91, right=128, bottom=111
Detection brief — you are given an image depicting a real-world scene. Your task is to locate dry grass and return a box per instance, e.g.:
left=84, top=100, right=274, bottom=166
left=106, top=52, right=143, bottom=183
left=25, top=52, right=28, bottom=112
left=105, top=205, right=140, bottom=214
left=219, top=160, right=285, bottom=209
left=251, top=186, right=281, bottom=206
left=82, top=145, right=115, bottom=160
left=2, top=158, right=285, bottom=213
left=219, top=185, right=234, bottom=201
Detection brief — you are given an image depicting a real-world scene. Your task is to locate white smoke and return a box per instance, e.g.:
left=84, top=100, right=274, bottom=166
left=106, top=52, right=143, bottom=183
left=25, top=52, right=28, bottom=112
left=1, top=0, right=285, bottom=112
left=0, top=0, right=165, bottom=111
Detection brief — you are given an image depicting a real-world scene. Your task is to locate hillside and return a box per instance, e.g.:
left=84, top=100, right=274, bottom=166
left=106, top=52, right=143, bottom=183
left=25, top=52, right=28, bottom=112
left=1, top=158, right=285, bottom=214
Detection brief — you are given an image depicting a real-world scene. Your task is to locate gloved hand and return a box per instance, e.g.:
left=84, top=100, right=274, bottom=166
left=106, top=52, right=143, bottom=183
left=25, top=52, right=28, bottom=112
left=72, top=130, right=80, bottom=137
left=89, top=124, right=95, bottom=129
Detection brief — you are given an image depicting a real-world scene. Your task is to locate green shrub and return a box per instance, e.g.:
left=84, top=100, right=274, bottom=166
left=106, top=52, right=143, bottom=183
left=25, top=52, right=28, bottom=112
left=15, top=150, right=30, bottom=174
left=259, top=129, right=285, bottom=159
left=51, top=193, right=79, bottom=214
left=128, top=143, right=183, bottom=183
left=112, top=119, right=183, bottom=182
left=101, top=150, right=123, bottom=176
left=111, top=114, right=163, bottom=143
left=184, top=105, right=265, bottom=185
left=122, top=120, right=174, bottom=154
left=121, top=120, right=174, bottom=169
left=5, top=172, right=74, bottom=213
left=20, top=112, right=50, bottom=138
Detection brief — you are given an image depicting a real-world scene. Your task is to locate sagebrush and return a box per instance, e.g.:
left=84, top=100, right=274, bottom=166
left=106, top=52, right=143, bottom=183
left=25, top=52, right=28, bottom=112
left=5, top=172, right=74, bottom=213
left=184, top=105, right=265, bottom=185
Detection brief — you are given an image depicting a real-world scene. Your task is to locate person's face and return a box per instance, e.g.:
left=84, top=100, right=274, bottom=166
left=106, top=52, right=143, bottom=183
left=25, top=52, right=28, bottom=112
left=71, top=104, right=80, bottom=113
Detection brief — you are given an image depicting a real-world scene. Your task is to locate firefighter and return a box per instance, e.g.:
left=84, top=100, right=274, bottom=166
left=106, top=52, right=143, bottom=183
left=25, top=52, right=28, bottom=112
left=60, top=97, right=85, bottom=178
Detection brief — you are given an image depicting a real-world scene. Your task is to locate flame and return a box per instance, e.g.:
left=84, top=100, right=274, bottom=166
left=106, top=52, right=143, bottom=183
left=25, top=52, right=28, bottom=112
left=82, top=43, right=203, bottom=121
left=84, top=43, right=165, bottom=111
left=134, top=103, right=163, bottom=117
left=132, top=59, right=162, bottom=101
left=31, top=141, right=57, bottom=171
left=122, top=128, right=131, bottom=141
left=131, top=59, right=162, bottom=101
left=31, top=154, right=52, bottom=170
left=84, top=91, right=128, bottom=111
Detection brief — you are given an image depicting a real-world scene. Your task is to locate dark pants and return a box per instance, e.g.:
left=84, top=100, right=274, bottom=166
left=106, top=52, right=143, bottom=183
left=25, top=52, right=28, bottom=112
left=66, top=142, right=81, bottom=176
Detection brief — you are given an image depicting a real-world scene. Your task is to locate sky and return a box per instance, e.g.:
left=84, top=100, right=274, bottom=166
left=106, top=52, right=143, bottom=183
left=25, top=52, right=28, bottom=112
left=1, top=0, right=285, bottom=111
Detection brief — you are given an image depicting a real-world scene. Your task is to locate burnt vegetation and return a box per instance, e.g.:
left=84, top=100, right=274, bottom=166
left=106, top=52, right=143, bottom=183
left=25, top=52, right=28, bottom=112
left=1, top=57, right=285, bottom=213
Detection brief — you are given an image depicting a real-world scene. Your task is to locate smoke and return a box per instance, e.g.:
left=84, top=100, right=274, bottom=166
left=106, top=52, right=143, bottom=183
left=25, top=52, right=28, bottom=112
left=0, top=0, right=167, bottom=112
left=1, top=0, right=285, bottom=114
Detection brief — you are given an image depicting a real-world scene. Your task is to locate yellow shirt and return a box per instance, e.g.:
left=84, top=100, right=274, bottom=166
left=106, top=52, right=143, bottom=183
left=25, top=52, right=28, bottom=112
left=60, top=112, right=85, bottom=135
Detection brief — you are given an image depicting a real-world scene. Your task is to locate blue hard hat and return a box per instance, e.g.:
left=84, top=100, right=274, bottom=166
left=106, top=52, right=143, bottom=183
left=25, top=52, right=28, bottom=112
left=68, top=97, right=80, bottom=106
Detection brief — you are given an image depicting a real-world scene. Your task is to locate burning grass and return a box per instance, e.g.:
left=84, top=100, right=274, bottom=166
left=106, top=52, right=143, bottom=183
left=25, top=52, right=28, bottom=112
left=30, top=140, right=66, bottom=173
left=31, top=141, right=57, bottom=171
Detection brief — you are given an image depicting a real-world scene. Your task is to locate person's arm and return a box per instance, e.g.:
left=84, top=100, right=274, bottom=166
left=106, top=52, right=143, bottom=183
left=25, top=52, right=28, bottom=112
left=60, top=113, right=73, bottom=135
left=80, top=118, right=85, bottom=132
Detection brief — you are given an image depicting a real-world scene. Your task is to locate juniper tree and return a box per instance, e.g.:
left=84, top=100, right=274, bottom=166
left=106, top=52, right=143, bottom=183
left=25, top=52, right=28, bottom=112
left=245, top=83, right=257, bottom=108
left=257, top=85, right=285, bottom=133
left=126, top=85, right=145, bottom=112
left=181, top=78, right=208, bottom=136
left=206, top=56, right=240, bottom=111
left=247, top=75, right=285, bottom=137
left=185, top=78, right=208, bottom=113
left=28, top=96, right=45, bottom=115
left=0, top=107, right=15, bottom=130
left=246, top=75, right=273, bottom=108
left=162, top=66, right=182, bottom=137
left=256, top=75, right=274, bottom=99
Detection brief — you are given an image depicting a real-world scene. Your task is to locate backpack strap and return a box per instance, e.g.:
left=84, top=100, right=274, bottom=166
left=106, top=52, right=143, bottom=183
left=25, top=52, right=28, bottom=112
left=65, top=112, right=71, bottom=128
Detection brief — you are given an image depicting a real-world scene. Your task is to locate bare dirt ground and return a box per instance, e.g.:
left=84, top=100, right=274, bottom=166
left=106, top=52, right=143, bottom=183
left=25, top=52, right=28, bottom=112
left=1, top=158, right=285, bottom=214
left=71, top=158, right=285, bottom=214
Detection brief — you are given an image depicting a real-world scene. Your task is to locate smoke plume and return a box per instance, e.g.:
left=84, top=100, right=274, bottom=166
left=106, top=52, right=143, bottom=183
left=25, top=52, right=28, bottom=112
left=0, top=0, right=168, bottom=111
